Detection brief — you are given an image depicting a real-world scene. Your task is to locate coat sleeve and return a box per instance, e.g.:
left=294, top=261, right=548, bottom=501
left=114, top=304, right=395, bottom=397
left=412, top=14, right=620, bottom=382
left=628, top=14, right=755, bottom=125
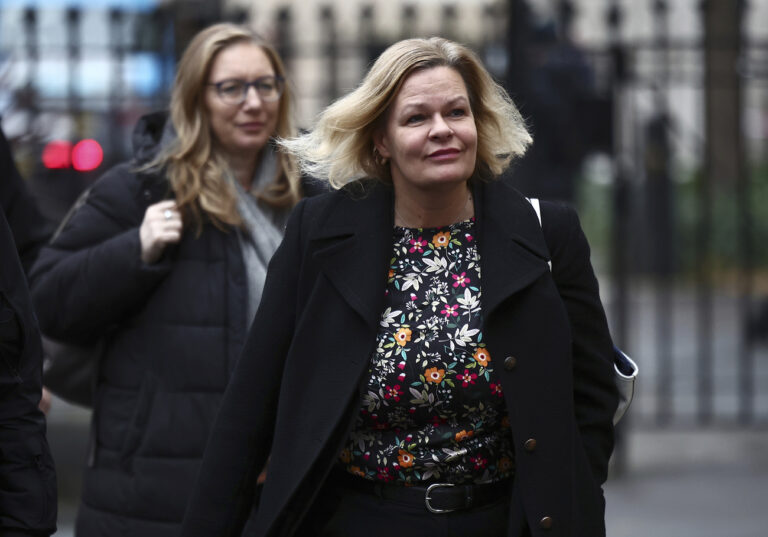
left=0, top=126, right=53, bottom=275
left=542, top=201, right=618, bottom=486
left=29, top=164, right=171, bottom=342
left=0, top=210, right=57, bottom=537
left=180, top=199, right=307, bottom=537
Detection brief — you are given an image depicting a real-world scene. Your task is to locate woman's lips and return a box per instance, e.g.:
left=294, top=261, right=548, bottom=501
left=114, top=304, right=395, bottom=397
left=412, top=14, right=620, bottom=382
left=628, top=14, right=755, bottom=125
left=239, top=122, right=265, bottom=132
left=428, top=148, right=460, bottom=160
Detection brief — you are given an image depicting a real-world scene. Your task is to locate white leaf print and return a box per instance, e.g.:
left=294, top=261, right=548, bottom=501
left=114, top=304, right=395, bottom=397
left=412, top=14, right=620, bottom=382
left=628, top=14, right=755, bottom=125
left=379, top=307, right=403, bottom=327
left=423, top=256, right=448, bottom=274
left=453, top=324, right=480, bottom=347
left=401, top=273, right=422, bottom=291
left=457, top=288, right=480, bottom=313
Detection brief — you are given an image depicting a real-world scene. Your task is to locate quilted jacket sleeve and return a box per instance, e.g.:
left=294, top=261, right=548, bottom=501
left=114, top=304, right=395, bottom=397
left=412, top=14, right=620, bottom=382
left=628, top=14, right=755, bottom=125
left=29, top=164, right=171, bottom=342
left=541, top=201, right=618, bottom=486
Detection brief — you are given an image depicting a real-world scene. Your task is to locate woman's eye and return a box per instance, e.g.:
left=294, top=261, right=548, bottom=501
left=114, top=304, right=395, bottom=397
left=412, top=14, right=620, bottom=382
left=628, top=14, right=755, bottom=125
left=449, top=108, right=467, bottom=117
left=220, top=83, right=242, bottom=95
left=406, top=114, right=425, bottom=124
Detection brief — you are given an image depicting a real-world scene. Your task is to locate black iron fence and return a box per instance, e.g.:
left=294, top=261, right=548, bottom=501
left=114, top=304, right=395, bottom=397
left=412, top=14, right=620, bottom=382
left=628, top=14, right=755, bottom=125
left=2, top=0, right=767, bottom=429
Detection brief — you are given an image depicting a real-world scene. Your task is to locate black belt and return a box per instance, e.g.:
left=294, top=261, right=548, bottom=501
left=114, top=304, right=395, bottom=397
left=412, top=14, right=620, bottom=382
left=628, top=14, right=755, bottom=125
left=332, top=471, right=511, bottom=514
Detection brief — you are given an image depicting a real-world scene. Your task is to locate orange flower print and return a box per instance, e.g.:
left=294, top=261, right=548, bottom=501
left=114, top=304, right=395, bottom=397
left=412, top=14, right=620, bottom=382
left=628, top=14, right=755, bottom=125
left=424, top=367, right=445, bottom=384
left=395, top=327, right=412, bottom=346
left=473, top=347, right=491, bottom=367
left=339, top=448, right=352, bottom=463
left=455, top=429, right=474, bottom=442
left=501, top=416, right=511, bottom=429
left=388, top=268, right=395, bottom=279
left=398, top=449, right=414, bottom=468
left=349, top=465, right=366, bottom=477
left=432, top=231, right=451, bottom=248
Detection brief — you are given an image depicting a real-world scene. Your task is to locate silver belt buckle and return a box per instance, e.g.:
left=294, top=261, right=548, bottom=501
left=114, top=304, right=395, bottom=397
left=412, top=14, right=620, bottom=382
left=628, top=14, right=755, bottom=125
left=425, top=483, right=456, bottom=514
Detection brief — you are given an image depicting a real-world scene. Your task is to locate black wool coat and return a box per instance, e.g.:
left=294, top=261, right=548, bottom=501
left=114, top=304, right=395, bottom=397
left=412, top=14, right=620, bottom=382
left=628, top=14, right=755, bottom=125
left=180, top=178, right=619, bottom=537
left=29, top=113, right=270, bottom=537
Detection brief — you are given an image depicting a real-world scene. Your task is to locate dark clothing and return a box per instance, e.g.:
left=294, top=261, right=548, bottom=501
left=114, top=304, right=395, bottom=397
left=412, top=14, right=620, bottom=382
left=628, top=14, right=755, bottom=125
left=0, top=208, right=57, bottom=536
left=299, top=470, right=514, bottom=537
left=29, top=112, right=290, bottom=536
left=0, top=125, right=52, bottom=275
left=180, top=179, right=618, bottom=537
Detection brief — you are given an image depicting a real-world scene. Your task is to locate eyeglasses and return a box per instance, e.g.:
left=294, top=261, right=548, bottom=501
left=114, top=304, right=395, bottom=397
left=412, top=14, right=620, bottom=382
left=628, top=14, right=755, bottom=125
left=207, top=76, right=285, bottom=105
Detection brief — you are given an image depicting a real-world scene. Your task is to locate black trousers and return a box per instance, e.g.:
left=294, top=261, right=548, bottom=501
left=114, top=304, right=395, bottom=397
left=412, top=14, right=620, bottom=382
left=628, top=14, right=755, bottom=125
left=296, top=474, right=531, bottom=537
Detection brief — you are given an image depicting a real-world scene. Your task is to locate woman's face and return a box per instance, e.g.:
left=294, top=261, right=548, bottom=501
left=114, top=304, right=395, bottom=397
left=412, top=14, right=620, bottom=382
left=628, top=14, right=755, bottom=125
left=375, top=66, right=477, bottom=195
left=205, top=43, right=280, bottom=158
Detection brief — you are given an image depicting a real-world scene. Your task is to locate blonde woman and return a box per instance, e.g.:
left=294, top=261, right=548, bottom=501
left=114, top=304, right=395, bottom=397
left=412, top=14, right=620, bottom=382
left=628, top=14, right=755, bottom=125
left=30, top=23, right=310, bottom=537
left=181, top=37, right=617, bottom=537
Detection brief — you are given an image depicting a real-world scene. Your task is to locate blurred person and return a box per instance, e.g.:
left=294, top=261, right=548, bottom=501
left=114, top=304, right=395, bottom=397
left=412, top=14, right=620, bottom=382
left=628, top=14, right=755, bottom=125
left=0, top=210, right=57, bottom=537
left=506, top=22, right=602, bottom=203
left=1, top=123, right=55, bottom=414
left=179, top=37, right=618, bottom=537
left=1, top=123, right=57, bottom=536
left=0, top=124, right=52, bottom=276
left=29, top=23, right=311, bottom=537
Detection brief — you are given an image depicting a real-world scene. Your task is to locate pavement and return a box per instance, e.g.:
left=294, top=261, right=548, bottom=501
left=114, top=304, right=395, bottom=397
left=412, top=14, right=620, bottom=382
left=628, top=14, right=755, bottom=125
left=605, top=429, right=768, bottom=537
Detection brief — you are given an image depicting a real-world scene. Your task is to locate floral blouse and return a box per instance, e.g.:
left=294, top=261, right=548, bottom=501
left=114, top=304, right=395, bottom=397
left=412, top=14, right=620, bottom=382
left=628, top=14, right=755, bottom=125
left=338, top=219, right=515, bottom=485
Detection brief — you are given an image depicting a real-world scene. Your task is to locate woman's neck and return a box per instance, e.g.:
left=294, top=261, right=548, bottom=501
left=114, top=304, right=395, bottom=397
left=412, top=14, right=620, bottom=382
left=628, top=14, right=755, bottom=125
left=222, top=148, right=261, bottom=190
left=393, top=182, right=473, bottom=228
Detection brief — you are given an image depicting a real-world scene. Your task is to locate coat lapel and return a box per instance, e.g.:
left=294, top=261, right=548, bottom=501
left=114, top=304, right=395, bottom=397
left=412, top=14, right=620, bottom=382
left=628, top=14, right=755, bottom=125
left=474, top=180, right=552, bottom=320
left=309, top=182, right=394, bottom=331
left=307, top=179, right=550, bottom=333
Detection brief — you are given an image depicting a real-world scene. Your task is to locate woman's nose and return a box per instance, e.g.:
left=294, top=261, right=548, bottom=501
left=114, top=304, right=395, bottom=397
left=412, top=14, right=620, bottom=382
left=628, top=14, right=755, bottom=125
left=242, top=86, right=263, bottom=109
left=429, top=115, right=453, bottom=138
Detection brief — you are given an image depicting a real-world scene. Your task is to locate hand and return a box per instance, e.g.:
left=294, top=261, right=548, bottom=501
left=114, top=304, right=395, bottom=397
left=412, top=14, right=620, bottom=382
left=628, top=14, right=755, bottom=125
left=39, top=387, right=52, bottom=415
left=140, top=200, right=182, bottom=264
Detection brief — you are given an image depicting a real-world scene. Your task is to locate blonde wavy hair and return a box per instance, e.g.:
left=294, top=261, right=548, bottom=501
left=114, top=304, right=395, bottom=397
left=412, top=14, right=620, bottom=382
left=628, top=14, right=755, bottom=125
left=280, top=36, right=531, bottom=189
left=150, top=23, right=300, bottom=233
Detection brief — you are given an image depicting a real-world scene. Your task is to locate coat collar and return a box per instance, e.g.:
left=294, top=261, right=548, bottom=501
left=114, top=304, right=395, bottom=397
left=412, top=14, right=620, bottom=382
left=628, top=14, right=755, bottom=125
left=308, top=181, right=395, bottom=331
left=307, top=179, right=551, bottom=329
left=472, top=179, right=551, bottom=319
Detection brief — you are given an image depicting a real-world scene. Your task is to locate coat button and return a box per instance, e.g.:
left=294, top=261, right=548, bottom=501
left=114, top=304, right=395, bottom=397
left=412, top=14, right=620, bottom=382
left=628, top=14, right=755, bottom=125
left=540, top=516, right=553, bottom=530
left=524, top=438, right=537, bottom=452
left=503, top=356, right=517, bottom=370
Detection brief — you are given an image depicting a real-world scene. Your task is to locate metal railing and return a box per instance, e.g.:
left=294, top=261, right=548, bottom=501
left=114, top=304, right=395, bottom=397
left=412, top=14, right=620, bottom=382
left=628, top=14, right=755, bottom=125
left=2, top=0, right=767, bottom=428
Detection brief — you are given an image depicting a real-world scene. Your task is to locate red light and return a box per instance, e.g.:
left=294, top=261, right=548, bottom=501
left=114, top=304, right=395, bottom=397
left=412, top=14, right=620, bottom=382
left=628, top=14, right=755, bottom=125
left=72, top=139, right=103, bottom=171
left=42, top=140, right=72, bottom=169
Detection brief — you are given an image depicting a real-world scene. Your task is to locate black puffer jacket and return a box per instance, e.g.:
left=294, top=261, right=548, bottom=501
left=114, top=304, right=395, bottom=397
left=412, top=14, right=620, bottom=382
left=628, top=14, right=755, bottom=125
left=30, top=112, right=276, bottom=536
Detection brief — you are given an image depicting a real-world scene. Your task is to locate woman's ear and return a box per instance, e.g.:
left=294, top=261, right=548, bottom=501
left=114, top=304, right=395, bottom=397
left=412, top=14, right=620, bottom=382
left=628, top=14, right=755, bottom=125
left=372, top=130, right=391, bottom=159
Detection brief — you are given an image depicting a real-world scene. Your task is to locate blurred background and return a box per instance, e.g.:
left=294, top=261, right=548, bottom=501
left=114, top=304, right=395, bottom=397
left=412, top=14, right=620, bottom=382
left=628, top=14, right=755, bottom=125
left=2, top=0, right=767, bottom=535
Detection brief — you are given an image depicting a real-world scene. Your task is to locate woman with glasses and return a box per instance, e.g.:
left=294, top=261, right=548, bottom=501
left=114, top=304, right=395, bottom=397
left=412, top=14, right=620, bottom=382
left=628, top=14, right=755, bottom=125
left=30, top=23, right=314, bottom=537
